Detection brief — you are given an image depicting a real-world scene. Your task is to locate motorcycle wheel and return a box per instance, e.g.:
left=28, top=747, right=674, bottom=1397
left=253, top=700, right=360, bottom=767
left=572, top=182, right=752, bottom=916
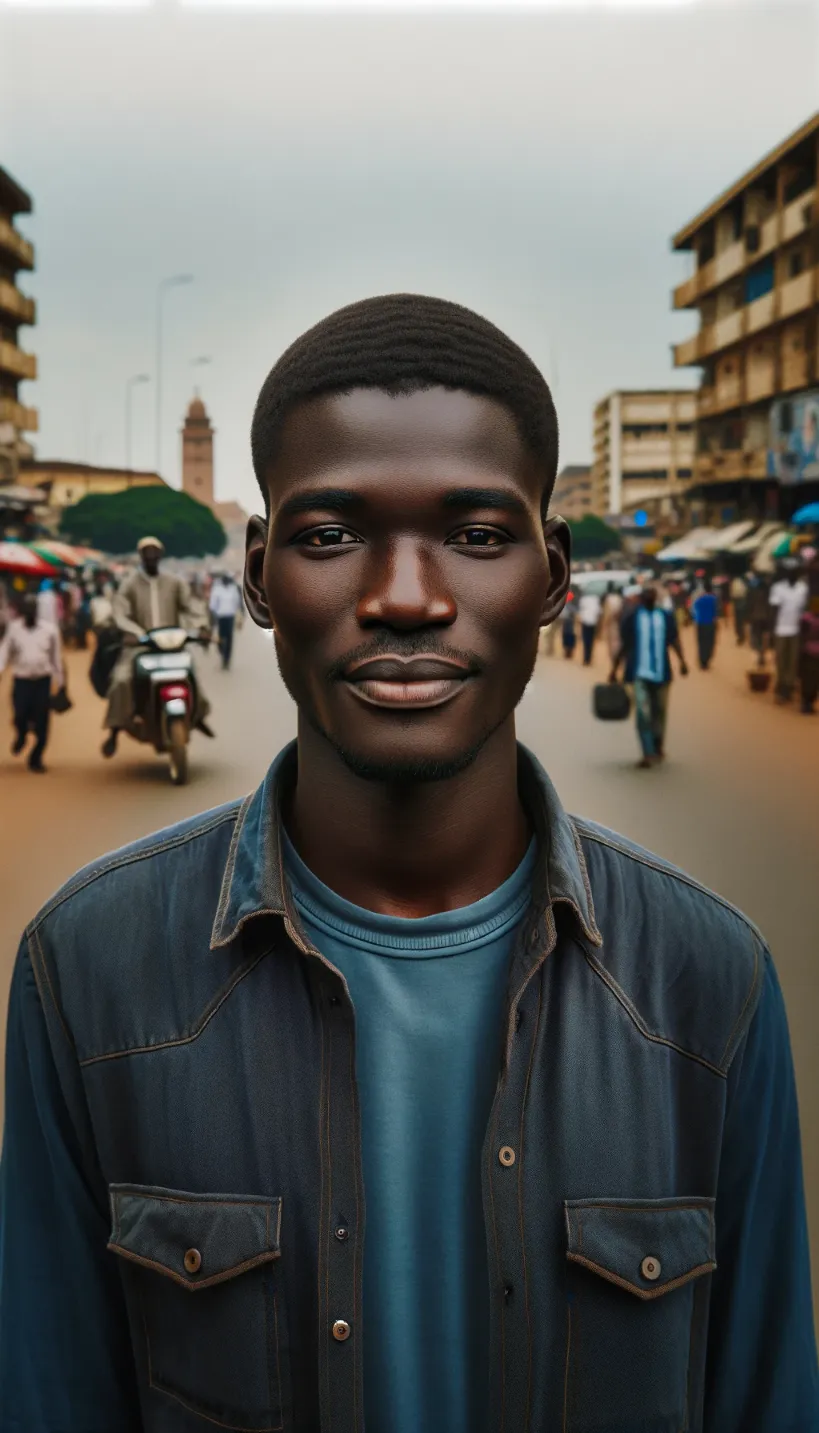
left=168, top=717, right=189, bottom=786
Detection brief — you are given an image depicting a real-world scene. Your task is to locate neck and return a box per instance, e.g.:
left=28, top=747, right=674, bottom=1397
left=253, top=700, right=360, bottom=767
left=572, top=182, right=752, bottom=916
left=287, top=718, right=530, bottom=918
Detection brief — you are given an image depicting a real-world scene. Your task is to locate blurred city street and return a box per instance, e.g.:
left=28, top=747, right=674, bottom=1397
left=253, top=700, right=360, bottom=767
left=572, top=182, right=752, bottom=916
left=2, top=618, right=818, bottom=1314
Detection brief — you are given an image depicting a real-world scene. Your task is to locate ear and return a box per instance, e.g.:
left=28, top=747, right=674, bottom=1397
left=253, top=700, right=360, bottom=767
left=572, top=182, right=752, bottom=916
left=243, top=514, right=273, bottom=631
left=540, top=515, right=572, bottom=626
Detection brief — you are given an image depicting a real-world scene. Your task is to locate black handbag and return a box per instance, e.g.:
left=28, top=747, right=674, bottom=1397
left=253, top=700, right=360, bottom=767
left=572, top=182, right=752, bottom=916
left=592, top=681, right=631, bottom=721
left=51, top=684, right=73, bottom=714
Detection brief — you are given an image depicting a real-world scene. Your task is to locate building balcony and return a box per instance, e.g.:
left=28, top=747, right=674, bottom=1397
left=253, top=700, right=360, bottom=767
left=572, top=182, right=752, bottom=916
left=0, top=217, right=34, bottom=271
left=0, top=396, right=38, bottom=431
left=745, top=366, right=777, bottom=403
left=695, top=449, right=767, bottom=484
left=0, top=341, right=37, bottom=381
left=746, top=291, right=776, bottom=333
left=779, top=267, right=816, bottom=320
left=674, top=333, right=702, bottom=367
left=0, top=279, right=36, bottom=325
left=782, top=187, right=816, bottom=243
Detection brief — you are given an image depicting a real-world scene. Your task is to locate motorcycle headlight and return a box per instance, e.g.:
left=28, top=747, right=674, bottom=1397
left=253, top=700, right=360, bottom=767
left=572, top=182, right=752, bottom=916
left=150, top=627, right=188, bottom=652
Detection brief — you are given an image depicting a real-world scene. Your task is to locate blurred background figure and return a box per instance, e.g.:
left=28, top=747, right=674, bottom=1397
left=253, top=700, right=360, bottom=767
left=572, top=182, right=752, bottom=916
left=35, top=578, right=58, bottom=628
left=209, top=572, right=242, bottom=671
left=561, top=596, right=577, bottom=660
left=730, top=573, right=749, bottom=646
left=601, top=582, right=623, bottom=671
left=613, top=584, right=688, bottom=769
left=692, top=575, right=718, bottom=671
left=578, top=587, right=602, bottom=667
left=799, top=565, right=819, bottom=716
left=0, top=592, right=64, bottom=774
left=770, top=562, right=809, bottom=704
left=747, top=575, right=771, bottom=664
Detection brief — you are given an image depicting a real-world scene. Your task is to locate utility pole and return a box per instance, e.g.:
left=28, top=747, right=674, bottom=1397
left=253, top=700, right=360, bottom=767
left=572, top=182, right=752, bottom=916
left=156, top=274, right=193, bottom=477
left=125, top=373, right=150, bottom=471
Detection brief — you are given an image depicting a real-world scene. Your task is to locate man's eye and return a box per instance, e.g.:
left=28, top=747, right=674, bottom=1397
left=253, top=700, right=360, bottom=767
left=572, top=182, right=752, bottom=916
left=449, top=527, right=508, bottom=548
left=299, top=527, right=360, bottom=548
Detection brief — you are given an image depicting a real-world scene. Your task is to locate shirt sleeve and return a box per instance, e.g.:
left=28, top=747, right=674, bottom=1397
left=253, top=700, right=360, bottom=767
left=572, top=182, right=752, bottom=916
left=703, top=952, right=819, bottom=1431
left=0, top=941, right=141, bottom=1431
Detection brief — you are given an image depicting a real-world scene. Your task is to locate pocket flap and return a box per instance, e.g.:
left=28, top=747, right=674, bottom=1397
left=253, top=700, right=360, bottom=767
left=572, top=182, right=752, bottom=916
left=108, top=1184, right=282, bottom=1291
left=564, top=1197, right=716, bottom=1300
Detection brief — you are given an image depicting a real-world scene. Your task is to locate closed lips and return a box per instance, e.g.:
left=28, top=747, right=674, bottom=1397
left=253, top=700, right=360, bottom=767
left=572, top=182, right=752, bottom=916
left=343, top=657, right=472, bottom=708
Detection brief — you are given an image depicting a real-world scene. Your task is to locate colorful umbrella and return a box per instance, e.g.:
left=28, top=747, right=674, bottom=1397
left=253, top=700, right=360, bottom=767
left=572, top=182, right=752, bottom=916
left=28, top=540, right=88, bottom=567
left=791, top=503, right=819, bottom=526
left=0, top=542, right=60, bottom=577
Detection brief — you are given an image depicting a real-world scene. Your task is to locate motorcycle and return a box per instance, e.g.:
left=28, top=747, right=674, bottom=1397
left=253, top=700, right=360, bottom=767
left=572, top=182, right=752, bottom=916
left=126, top=626, right=209, bottom=785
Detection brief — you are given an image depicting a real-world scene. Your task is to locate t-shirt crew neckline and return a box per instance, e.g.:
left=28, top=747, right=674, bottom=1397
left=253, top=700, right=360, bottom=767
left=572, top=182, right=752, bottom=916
left=282, top=826, right=537, bottom=957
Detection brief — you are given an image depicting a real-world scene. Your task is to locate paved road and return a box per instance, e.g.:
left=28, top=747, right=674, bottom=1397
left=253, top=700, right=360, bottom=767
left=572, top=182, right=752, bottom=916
left=2, top=619, right=818, bottom=1314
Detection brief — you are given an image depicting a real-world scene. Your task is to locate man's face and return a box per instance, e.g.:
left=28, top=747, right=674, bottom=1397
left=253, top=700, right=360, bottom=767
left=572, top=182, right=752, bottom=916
left=245, top=386, right=570, bottom=782
left=140, top=546, right=162, bottom=577
left=21, top=595, right=37, bottom=626
left=641, top=587, right=657, bottom=611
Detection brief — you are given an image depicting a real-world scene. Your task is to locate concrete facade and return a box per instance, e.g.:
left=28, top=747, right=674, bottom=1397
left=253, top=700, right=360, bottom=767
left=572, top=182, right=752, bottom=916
left=592, top=390, right=696, bottom=522
left=550, top=465, right=593, bottom=521
left=181, top=395, right=215, bottom=508
left=0, top=166, right=37, bottom=484
left=672, top=110, right=819, bottom=514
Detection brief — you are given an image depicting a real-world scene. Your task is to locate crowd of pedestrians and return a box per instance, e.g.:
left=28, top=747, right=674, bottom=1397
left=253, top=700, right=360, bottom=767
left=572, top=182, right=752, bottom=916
left=544, top=553, right=819, bottom=767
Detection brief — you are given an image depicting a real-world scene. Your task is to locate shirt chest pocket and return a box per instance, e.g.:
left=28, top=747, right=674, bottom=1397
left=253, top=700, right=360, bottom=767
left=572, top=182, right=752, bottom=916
left=108, top=1184, right=287, bottom=1431
left=563, top=1197, right=716, bottom=1433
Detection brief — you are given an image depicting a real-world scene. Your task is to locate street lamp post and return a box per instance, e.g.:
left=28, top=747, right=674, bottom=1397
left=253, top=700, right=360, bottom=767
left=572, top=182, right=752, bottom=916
left=190, top=355, right=212, bottom=395
left=125, top=373, right=150, bottom=472
left=156, top=274, right=193, bottom=477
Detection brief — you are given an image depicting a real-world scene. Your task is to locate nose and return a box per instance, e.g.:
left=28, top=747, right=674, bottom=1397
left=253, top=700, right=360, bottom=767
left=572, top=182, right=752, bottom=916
left=356, top=538, right=456, bottom=630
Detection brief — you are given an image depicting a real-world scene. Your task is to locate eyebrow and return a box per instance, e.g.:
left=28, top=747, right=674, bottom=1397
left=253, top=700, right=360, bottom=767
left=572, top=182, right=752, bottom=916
left=278, top=485, right=529, bottom=518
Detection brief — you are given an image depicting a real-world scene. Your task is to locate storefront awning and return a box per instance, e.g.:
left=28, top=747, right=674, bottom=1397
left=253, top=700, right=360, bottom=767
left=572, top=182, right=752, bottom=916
left=657, top=527, right=719, bottom=562
left=698, top=521, right=757, bottom=553
left=727, top=521, right=781, bottom=555
left=751, top=527, right=788, bottom=573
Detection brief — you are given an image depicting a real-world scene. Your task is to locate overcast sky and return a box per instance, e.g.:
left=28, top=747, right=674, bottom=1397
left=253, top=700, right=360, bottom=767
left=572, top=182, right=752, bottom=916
left=0, top=0, right=816, bottom=511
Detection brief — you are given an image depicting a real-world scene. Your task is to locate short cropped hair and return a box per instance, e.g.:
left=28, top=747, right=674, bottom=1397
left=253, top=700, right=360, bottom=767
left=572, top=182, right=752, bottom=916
left=251, top=294, right=559, bottom=512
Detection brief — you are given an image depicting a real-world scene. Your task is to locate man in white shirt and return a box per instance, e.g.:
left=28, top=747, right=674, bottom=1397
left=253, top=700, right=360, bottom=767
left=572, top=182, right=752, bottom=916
left=209, top=574, right=243, bottom=670
left=36, top=579, right=59, bottom=628
left=0, top=593, right=64, bottom=773
left=577, top=589, right=602, bottom=666
left=769, top=564, right=809, bottom=703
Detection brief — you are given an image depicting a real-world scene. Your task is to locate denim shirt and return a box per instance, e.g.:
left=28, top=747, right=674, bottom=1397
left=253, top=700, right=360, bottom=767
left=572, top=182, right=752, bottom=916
left=1, top=742, right=817, bottom=1433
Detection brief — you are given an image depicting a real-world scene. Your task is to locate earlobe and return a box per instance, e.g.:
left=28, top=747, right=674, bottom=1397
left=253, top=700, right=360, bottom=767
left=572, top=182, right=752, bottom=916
left=244, top=514, right=273, bottom=631
left=540, top=514, right=572, bottom=627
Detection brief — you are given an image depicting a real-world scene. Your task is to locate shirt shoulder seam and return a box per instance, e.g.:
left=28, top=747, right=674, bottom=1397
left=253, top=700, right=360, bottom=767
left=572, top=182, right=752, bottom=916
left=27, top=805, right=242, bottom=935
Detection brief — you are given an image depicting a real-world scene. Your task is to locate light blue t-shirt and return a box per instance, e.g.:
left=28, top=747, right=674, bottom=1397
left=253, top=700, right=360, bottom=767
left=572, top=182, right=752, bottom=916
left=283, top=830, right=536, bottom=1433
left=635, top=606, right=668, bottom=683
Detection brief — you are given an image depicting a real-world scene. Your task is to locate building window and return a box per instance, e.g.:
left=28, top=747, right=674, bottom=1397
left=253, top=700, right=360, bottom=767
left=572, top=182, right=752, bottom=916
left=622, top=470, right=669, bottom=481
left=675, top=423, right=694, bottom=432
left=622, top=423, right=669, bottom=437
left=744, top=256, right=774, bottom=304
left=676, top=468, right=693, bottom=479
left=789, top=251, right=805, bottom=278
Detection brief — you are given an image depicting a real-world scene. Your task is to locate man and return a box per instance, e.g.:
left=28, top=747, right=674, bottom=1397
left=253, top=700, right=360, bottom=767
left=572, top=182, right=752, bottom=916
left=612, top=583, right=688, bottom=768
left=1, top=295, right=816, bottom=1433
left=209, top=571, right=242, bottom=670
left=0, top=591, right=64, bottom=773
left=577, top=585, right=601, bottom=665
left=691, top=574, right=718, bottom=670
left=35, top=576, right=59, bottom=627
left=770, top=560, right=809, bottom=703
left=600, top=580, right=623, bottom=668
left=746, top=572, right=771, bottom=661
left=729, top=572, right=748, bottom=645
left=102, top=536, right=212, bottom=757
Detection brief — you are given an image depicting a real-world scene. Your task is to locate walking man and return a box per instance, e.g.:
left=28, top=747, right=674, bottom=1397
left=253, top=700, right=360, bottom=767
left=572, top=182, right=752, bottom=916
left=692, top=575, right=718, bottom=670
left=770, top=561, right=808, bottom=703
left=612, top=583, right=688, bottom=767
left=1, top=295, right=817, bottom=1433
left=209, top=572, right=242, bottom=670
left=600, top=580, right=623, bottom=668
left=729, top=573, right=748, bottom=644
left=577, top=586, right=601, bottom=666
left=0, top=591, right=64, bottom=773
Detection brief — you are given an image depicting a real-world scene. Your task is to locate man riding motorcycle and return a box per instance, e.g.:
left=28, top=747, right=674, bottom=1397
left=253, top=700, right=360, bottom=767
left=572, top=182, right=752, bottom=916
left=101, top=536, right=213, bottom=758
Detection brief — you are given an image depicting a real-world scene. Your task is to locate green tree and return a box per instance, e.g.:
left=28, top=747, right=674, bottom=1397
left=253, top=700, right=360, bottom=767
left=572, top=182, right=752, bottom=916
left=60, top=486, right=227, bottom=558
left=567, top=514, right=622, bottom=560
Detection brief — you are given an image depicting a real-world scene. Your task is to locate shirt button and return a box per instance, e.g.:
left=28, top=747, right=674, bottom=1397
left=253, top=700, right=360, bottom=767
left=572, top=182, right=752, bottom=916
left=640, top=1256, right=661, bottom=1281
left=332, top=1319, right=351, bottom=1341
left=334, top=1226, right=349, bottom=1242
left=498, top=1146, right=516, bottom=1167
left=183, top=1248, right=202, bottom=1275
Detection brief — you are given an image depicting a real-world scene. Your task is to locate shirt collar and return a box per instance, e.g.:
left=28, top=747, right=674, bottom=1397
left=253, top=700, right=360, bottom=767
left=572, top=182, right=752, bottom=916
left=210, top=741, right=601, bottom=952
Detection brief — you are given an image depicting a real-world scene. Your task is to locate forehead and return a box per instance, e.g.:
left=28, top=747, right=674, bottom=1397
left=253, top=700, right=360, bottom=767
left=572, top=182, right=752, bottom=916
left=265, top=387, right=541, bottom=507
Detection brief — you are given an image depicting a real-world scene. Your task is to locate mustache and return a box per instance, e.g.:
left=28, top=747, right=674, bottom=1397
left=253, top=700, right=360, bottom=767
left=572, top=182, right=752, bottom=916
left=327, top=634, right=483, bottom=682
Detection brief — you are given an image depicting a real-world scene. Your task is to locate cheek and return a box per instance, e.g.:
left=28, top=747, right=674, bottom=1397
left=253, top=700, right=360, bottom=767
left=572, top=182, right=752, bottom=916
left=459, top=555, right=549, bottom=637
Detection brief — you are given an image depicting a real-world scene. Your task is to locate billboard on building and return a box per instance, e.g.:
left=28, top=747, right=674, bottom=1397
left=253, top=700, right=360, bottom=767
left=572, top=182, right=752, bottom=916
left=768, top=391, right=819, bottom=484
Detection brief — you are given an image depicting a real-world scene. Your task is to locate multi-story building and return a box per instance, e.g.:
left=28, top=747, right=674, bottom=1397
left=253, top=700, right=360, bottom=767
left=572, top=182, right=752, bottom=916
left=550, top=464, right=593, bottom=521
left=672, top=111, right=819, bottom=521
left=592, top=390, right=696, bottom=526
left=0, top=165, right=37, bottom=483
left=17, top=460, right=166, bottom=532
